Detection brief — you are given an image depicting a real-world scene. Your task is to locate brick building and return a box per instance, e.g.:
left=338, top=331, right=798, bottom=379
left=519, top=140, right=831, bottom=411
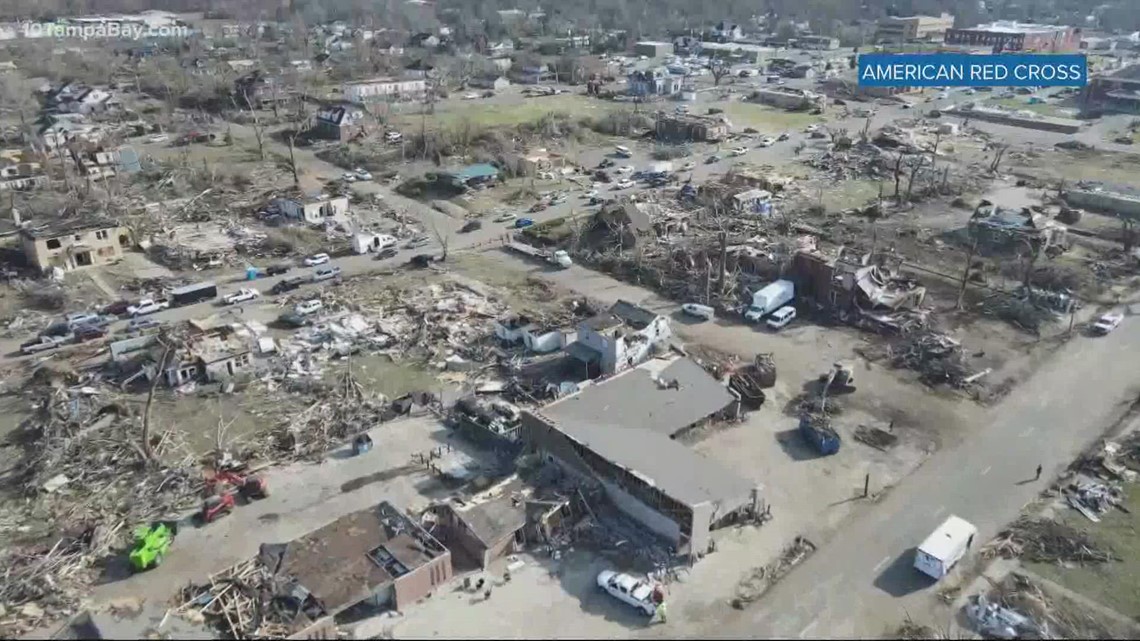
left=876, top=14, right=955, bottom=42
left=944, top=22, right=1081, bottom=52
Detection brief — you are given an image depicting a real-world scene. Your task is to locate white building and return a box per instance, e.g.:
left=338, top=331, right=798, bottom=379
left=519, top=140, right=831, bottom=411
left=567, top=300, right=672, bottom=376
left=274, top=193, right=349, bottom=225
left=343, top=77, right=427, bottom=103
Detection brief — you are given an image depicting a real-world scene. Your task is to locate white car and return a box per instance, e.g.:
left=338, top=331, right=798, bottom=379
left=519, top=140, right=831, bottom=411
left=937, top=91, right=949, bottom=100
left=805, top=124, right=821, bottom=133
left=463, top=93, right=480, bottom=100
left=385, top=131, right=403, bottom=143
left=147, top=134, right=169, bottom=143
left=758, top=137, right=776, bottom=147
left=1091, top=311, right=1124, bottom=335
left=766, top=306, right=797, bottom=330
left=680, top=161, right=696, bottom=171
left=224, top=288, right=260, bottom=305
left=596, top=570, right=657, bottom=616
left=681, top=303, right=715, bottom=321
left=341, top=172, right=357, bottom=182
left=493, top=212, right=517, bottom=223
left=294, top=299, right=323, bottom=316
left=614, top=166, right=634, bottom=175
left=128, top=298, right=169, bottom=317
left=730, top=147, right=748, bottom=156
left=312, top=266, right=342, bottom=282
left=900, top=102, right=914, bottom=110
left=304, top=253, right=331, bottom=266
left=614, top=179, right=635, bottom=189
left=354, top=168, right=373, bottom=180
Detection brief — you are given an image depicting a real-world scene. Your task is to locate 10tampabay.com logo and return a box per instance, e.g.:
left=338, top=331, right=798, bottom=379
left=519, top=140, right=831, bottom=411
left=858, top=53, right=1088, bottom=88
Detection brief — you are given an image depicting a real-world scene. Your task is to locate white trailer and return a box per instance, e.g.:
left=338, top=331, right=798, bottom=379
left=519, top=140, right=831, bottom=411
left=914, top=515, right=977, bottom=580
left=744, top=279, right=795, bottom=322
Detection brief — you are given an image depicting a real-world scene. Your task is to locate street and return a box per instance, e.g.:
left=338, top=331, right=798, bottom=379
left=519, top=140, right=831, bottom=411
left=703, top=302, right=1140, bottom=638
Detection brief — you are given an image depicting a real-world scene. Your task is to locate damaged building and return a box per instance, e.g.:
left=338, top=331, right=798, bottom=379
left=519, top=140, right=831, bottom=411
left=21, top=217, right=130, bottom=272
left=258, top=501, right=452, bottom=631
left=791, top=248, right=927, bottom=315
left=655, top=112, right=728, bottom=143
left=969, top=201, right=1069, bottom=251
left=566, top=299, right=672, bottom=377
left=424, top=476, right=571, bottom=570
left=522, top=355, right=758, bottom=557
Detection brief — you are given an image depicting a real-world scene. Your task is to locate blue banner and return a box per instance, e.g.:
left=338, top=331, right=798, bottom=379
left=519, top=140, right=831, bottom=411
left=857, top=53, right=1088, bottom=88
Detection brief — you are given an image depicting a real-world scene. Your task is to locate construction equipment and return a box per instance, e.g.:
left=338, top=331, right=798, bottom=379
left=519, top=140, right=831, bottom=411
left=818, top=362, right=856, bottom=395
left=129, top=521, right=178, bottom=572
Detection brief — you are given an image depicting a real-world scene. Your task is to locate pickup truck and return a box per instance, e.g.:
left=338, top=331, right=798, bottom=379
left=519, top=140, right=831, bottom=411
left=224, top=288, right=260, bottom=305
left=507, top=242, right=573, bottom=268
left=128, top=299, right=171, bottom=317
left=21, top=334, right=69, bottom=355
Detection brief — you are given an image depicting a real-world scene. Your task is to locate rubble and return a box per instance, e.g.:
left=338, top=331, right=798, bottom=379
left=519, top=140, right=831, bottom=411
left=853, top=425, right=898, bottom=451
left=965, top=593, right=1045, bottom=640
left=983, top=517, right=1117, bottom=565
left=1065, top=481, right=1125, bottom=522
left=731, top=536, right=815, bottom=609
left=885, top=330, right=976, bottom=389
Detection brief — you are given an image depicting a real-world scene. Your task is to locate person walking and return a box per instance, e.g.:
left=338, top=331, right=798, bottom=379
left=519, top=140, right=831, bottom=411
left=1035, top=464, right=1043, bottom=481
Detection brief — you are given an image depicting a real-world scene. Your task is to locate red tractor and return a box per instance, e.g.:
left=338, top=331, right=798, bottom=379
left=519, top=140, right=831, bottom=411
left=199, top=469, right=269, bottom=524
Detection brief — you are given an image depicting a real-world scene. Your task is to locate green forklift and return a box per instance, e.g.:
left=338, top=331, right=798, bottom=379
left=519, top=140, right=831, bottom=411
left=129, top=521, right=178, bottom=572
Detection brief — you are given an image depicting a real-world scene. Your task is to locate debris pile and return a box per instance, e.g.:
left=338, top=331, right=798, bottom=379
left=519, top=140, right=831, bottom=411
left=887, top=331, right=974, bottom=388
left=176, top=557, right=312, bottom=639
left=991, top=573, right=1132, bottom=640
left=853, top=425, right=899, bottom=451
left=983, top=517, right=1117, bottom=565
left=731, top=536, right=816, bottom=609
left=965, top=593, right=1045, bottom=640
left=1065, top=481, right=1125, bottom=522
left=0, top=534, right=106, bottom=636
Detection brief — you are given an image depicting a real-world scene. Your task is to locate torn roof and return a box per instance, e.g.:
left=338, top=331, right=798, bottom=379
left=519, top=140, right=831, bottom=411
left=607, top=299, right=659, bottom=329
left=21, top=216, right=120, bottom=239
left=276, top=502, right=446, bottom=616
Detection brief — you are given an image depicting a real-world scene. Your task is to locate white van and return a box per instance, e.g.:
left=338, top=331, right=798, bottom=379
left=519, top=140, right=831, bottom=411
left=681, top=303, right=715, bottom=321
left=614, top=145, right=632, bottom=158
left=914, top=515, right=977, bottom=580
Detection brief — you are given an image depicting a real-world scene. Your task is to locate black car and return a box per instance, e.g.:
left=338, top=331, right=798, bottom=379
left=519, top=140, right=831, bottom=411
left=460, top=220, right=483, bottom=233
left=266, top=264, right=292, bottom=276
left=270, top=277, right=306, bottom=295
left=75, top=326, right=107, bottom=342
left=276, top=312, right=311, bottom=329
left=101, top=300, right=131, bottom=316
left=375, top=247, right=399, bottom=260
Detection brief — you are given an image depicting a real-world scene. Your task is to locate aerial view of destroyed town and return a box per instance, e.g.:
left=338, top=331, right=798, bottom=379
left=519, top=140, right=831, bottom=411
left=7, top=0, right=1140, bottom=639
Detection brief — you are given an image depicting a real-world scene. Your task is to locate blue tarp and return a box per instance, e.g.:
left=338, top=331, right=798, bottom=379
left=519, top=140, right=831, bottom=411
left=453, top=163, right=499, bottom=182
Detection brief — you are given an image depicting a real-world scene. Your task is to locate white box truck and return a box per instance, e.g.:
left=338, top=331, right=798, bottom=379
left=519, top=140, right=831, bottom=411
left=914, top=515, right=977, bottom=580
left=744, top=279, right=795, bottom=323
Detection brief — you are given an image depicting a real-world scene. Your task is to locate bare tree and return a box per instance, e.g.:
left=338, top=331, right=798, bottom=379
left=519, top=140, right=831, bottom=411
left=141, top=340, right=172, bottom=464
left=231, top=94, right=267, bottom=160
left=706, top=60, right=732, bottom=86
left=430, top=220, right=451, bottom=261
left=929, top=131, right=943, bottom=169
left=989, top=143, right=1009, bottom=172
left=893, top=153, right=904, bottom=201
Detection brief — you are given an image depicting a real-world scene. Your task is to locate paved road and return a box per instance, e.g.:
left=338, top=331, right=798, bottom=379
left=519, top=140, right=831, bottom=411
left=706, top=304, right=1140, bottom=638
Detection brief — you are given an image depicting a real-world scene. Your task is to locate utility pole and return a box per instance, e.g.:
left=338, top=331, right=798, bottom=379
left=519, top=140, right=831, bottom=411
left=957, top=237, right=979, bottom=310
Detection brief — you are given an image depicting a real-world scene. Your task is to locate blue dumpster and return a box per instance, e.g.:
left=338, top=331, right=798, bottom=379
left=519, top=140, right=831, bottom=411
left=799, top=414, right=840, bottom=455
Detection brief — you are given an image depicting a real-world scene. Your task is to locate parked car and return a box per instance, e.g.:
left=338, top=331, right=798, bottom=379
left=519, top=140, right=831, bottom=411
left=766, top=306, right=797, bottom=330
left=758, top=136, right=776, bottom=148
left=405, top=235, right=430, bottom=249
left=40, top=322, right=71, bottom=338
left=354, top=168, right=373, bottom=180
left=494, top=212, right=518, bottom=223
left=1091, top=311, right=1124, bottom=335
left=777, top=132, right=790, bottom=141
left=514, top=217, right=535, bottom=229
left=128, top=298, right=170, bottom=317
left=681, top=303, right=715, bottom=321
left=385, top=131, right=403, bottom=143
left=265, top=264, right=292, bottom=276
left=64, top=312, right=101, bottom=330
left=528, top=202, right=548, bottom=213
left=462, top=92, right=480, bottom=100
left=614, top=179, right=635, bottom=189
left=224, top=288, right=260, bottom=305
left=312, top=266, right=342, bottom=282
left=270, top=277, right=306, bottom=295
left=75, top=325, right=107, bottom=342
left=596, top=570, right=657, bottom=616
left=614, top=166, right=634, bottom=175
left=21, top=334, right=68, bottom=355
left=276, top=312, right=311, bottom=328
left=460, top=219, right=483, bottom=233
left=101, top=300, right=132, bottom=316
left=705, top=155, right=721, bottom=164
left=341, top=172, right=357, bottom=183
left=679, top=161, right=696, bottom=171
left=583, top=189, right=599, bottom=199
left=147, top=134, right=169, bottom=143
left=294, top=299, right=323, bottom=316
left=303, top=253, right=331, bottom=266
left=127, top=317, right=163, bottom=333
left=375, top=247, right=399, bottom=260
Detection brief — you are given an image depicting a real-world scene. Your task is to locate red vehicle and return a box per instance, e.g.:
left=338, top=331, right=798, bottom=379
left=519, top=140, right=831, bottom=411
left=101, top=300, right=131, bottom=316
left=528, top=202, right=547, bottom=213
left=75, top=326, right=107, bottom=342
left=199, top=469, right=269, bottom=524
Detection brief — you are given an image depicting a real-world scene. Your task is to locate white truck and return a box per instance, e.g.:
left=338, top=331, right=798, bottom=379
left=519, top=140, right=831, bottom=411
left=744, top=280, right=795, bottom=323
left=914, top=515, right=977, bottom=580
left=507, top=241, right=573, bottom=268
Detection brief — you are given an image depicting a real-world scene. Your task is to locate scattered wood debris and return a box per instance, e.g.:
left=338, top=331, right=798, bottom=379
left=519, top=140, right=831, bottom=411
left=983, top=517, right=1117, bottom=565
left=731, top=536, right=815, bottom=609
